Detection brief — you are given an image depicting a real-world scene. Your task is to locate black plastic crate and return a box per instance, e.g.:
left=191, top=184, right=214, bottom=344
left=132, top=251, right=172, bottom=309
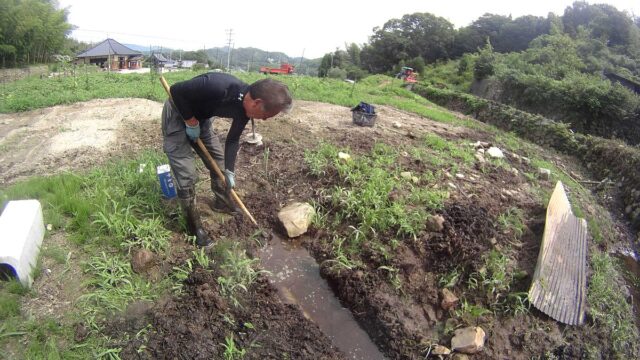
left=352, top=111, right=377, bottom=127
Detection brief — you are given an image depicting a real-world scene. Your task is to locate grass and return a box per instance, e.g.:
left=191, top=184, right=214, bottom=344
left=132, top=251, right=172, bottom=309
left=0, top=70, right=478, bottom=130
left=307, top=142, right=448, bottom=238
left=222, top=334, right=246, bottom=360
left=588, top=253, right=639, bottom=357
left=215, top=241, right=266, bottom=308
left=497, top=207, right=526, bottom=242
left=0, top=150, right=181, bottom=358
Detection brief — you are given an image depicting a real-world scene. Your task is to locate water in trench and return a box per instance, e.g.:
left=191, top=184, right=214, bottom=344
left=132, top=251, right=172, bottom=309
left=258, top=235, right=385, bottom=360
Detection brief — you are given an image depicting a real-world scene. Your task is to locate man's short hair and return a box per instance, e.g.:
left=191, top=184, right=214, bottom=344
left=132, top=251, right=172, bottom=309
left=248, top=78, right=293, bottom=114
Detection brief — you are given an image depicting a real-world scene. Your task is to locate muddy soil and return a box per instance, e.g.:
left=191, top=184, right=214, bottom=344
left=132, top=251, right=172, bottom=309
left=2, top=98, right=636, bottom=359
left=116, top=269, right=343, bottom=359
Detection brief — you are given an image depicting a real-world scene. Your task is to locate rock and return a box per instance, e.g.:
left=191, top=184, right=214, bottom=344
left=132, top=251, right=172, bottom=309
left=538, top=168, right=551, bottom=180
left=426, top=215, right=445, bottom=232
left=456, top=173, right=465, bottom=179
left=278, top=202, right=316, bottom=238
left=74, top=322, right=89, bottom=342
left=474, top=152, right=486, bottom=163
left=511, top=168, right=519, bottom=176
left=422, top=304, right=437, bottom=322
left=502, top=189, right=516, bottom=198
left=521, top=156, right=531, bottom=165
left=486, top=147, right=504, bottom=158
left=131, top=249, right=155, bottom=274
left=400, top=171, right=412, bottom=179
left=393, top=121, right=402, bottom=128
left=448, top=182, right=457, bottom=189
left=471, top=141, right=489, bottom=149
left=338, top=152, right=351, bottom=161
left=451, top=326, right=486, bottom=354
left=440, top=288, right=459, bottom=310
left=411, top=176, right=419, bottom=184
left=432, top=345, right=451, bottom=355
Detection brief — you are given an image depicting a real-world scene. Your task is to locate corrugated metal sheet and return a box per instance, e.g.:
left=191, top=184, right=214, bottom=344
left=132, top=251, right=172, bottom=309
left=528, top=181, right=587, bottom=325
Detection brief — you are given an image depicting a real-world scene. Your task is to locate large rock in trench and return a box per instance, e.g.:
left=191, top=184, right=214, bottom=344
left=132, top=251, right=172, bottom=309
left=451, top=326, right=486, bottom=354
left=278, top=202, right=315, bottom=238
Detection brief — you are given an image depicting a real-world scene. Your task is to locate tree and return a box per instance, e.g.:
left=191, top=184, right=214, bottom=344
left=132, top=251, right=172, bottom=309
left=562, top=1, right=639, bottom=50
left=345, top=43, right=361, bottom=67
left=0, top=0, right=71, bottom=67
left=474, top=41, right=496, bottom=80
left=363, top=12, right=455, bottom=72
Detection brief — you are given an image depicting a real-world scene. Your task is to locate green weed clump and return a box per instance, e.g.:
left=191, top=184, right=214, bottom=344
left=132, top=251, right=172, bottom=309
left=307, top=142, right=448, bottom=238
left=466, top=249, right=530, bottom=316
left=216, top=242, right=267, bottom=308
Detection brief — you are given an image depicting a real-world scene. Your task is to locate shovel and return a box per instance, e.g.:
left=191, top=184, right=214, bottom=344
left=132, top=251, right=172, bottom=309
left=160, top=76, right=258, bottom=226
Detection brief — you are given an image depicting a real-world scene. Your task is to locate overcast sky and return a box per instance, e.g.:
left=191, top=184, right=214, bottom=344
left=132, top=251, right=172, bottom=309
left=58, top=0, right=640, bottom=59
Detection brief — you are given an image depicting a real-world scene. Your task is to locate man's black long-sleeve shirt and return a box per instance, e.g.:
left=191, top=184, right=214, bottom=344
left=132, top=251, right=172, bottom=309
left=170, top=72, right=250, bottom=172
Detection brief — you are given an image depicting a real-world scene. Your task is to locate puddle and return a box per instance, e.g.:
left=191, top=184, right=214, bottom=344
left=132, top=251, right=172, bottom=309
left=258, top=235, right=385, bottom=360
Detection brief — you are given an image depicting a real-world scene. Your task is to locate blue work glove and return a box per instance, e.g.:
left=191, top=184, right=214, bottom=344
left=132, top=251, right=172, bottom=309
left=224, top=169, right=235, bottom=193
left=185, top=122, right=200, bottom=142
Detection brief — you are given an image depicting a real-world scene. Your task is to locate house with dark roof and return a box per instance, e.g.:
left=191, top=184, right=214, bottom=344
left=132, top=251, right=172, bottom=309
left=75, top=38, right=143, bottom=70
left=149, top=53, right=175, bottom=68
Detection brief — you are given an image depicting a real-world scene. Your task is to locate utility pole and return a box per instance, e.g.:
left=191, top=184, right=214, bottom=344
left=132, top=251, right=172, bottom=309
left=298, top=48, right=305, bottom=74
left=225, top=29, right=234, bottom=71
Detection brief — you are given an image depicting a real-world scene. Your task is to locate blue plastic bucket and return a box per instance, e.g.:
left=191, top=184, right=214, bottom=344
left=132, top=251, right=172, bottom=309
left=156, top=164, right=177, bottom=199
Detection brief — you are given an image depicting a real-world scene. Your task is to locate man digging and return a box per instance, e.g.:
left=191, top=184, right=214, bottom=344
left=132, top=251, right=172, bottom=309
left=162, top=73, right=292, bottom=248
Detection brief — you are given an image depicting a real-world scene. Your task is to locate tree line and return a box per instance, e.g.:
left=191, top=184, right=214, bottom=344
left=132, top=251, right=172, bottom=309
left=0, top=0, right=72, bottom=68
left=319, top=1, right=640, bottom=79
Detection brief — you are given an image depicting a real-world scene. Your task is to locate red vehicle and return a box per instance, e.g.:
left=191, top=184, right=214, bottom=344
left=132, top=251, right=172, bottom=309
left=260, top=63, right=295, bottom=75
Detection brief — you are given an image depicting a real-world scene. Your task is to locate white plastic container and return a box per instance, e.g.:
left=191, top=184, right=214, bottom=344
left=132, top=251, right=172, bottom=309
left=0, top=200, right=45, bottom=287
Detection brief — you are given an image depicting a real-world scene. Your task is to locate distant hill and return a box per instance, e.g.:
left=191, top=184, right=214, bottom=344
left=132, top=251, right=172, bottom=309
left=205, top=47, right=320, bottom=75
left=123, top=44, right=150, bottom=53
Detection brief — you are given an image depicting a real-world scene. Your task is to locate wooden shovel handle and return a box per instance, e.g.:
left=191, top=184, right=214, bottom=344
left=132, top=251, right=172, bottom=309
left=160, top=76, right=258, bottom=226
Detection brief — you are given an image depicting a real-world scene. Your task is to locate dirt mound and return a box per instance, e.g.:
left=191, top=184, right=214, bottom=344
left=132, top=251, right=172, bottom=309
left=422, top=204, right=496, bottom=272
left=0, top=98, right=161, bottom=184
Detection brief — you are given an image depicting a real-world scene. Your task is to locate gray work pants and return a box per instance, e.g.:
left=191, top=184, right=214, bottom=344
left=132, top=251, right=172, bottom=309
left=161, top=100, right=229, bottom=203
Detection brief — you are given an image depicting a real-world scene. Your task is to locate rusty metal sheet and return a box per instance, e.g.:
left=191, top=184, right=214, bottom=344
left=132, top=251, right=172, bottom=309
left=528, top=181, right=587, bottom=325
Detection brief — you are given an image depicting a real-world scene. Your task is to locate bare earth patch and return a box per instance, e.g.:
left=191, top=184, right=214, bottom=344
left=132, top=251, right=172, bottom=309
left=0, top=98, right=161, bottom=184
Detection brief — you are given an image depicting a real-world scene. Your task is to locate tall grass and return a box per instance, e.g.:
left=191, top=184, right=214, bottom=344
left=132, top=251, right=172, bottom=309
left=0, top=150, right=177, bottom=358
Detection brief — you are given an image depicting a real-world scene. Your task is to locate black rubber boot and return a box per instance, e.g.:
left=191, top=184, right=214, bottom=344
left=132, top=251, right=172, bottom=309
left=178, top=189, right=213, bottom=248
left=211, top=179, right=242, bottom=216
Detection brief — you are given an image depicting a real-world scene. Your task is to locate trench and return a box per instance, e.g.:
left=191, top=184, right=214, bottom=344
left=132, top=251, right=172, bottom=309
left=258, top=235, right=385, bottom=360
